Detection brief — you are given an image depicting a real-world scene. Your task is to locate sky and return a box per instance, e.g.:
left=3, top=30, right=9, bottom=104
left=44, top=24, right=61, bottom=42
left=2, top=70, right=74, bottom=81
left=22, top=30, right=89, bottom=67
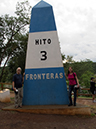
left=0, top=0, right=96, bottom=62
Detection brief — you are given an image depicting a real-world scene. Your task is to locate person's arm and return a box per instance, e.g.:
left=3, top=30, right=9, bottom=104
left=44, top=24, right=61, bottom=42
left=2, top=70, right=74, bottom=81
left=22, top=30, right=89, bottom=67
left=22, top=72, right=25, bottom=84
left=65, top=73, right=68, bottom=80
left=75, top=76, right=79, bottom=87
left=12, top=81, right=16, bottom=91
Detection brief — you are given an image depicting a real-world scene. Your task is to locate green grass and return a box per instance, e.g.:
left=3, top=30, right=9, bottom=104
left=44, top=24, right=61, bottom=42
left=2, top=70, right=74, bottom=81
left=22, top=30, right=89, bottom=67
left=78, top=96, right=92, bottom=99
left=91, top=113, right=95, bottom=116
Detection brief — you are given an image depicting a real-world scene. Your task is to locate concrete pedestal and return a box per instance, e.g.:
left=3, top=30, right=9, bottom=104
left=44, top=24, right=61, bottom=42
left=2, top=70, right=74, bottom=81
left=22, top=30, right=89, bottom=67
left=2, top=104, right=91, bottom=116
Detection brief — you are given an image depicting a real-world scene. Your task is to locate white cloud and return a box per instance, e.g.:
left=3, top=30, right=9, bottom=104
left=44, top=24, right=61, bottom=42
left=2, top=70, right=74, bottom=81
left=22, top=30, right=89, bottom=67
left=57, top=6, right=96, bottom=62
left=0, top=0, right=96, bottom=62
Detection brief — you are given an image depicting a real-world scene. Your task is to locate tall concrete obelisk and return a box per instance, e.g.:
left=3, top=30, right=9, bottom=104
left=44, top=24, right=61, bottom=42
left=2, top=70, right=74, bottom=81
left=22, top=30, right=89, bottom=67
left=23, top=0, right=69, bottom=105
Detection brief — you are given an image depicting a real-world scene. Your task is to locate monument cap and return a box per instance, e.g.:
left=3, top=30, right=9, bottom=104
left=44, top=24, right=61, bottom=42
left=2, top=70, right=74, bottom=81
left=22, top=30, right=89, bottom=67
left=29, top=0, right=56, bottom=33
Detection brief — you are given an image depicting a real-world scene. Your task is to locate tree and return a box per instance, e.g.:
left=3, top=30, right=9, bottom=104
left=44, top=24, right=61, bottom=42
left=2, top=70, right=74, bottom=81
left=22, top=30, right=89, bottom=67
left=92, top=62, right=96, bottom=74
left=0, top=1, right=31, bottom=82
left=0, top=17, right=5, bottom=54
left=64, top=59, right=94, bottom=78
left=8, top=33, right=28, bottom=81
left=61, top=54, right=66, bottom=61
left=66, top=55, right=74, bottom=63
left=80, top=71, right=94, bottom=88
left=1, top=33, right=28, bottom=82
left=63, top=55, right=75, bottom=74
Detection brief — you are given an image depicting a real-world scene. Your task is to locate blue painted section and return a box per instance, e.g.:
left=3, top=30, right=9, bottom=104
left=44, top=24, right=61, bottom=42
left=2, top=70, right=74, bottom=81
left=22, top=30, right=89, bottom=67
left=29, top=1, right=56, bottom=33
left=23, top=67, right=69, bottom=105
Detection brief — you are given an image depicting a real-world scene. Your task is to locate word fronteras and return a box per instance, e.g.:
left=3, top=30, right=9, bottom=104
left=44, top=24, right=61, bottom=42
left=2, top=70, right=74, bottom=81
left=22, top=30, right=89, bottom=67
left=26, top=72, right=63, bottom=80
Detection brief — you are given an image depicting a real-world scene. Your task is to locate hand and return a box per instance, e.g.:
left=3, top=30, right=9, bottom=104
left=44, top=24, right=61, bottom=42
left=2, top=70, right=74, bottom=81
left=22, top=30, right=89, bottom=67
left=13, top=87, right=16, bottom=91
left=65, top=73, right=68, bottom=80
left=77, top=84, right=79, bottom=88
left=23, top=72, right=25, bottom=76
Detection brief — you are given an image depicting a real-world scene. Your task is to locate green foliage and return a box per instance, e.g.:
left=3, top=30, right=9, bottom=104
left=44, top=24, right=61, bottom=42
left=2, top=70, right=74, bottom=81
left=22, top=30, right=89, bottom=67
left=0, top=67, right=11, bottom=82
left=0, top=1, right=96, bottom=87
left=61, top=54, right=66, bottom=61
left=7, top=33, right=28, bottom=82
left=66, top=55, right=74, bottom=63
left=64, top=59, right=94, bottom=78
left=0, top=1, right=31, bottom=82
left=0, top=33, right=28, bottom=82
left=0, top=17, right=5, bottom=61
left=92, top=62, right=96, bottom=74
left=64, top=58, right=95, bottom=88
left=80, top=71, right=94, bottom=88
left=91, top=113, right=95, bottom=116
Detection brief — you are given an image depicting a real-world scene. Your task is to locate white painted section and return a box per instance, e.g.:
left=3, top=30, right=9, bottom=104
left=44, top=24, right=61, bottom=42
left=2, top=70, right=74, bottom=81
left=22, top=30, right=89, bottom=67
left=25, top=31, right=63, bottom=69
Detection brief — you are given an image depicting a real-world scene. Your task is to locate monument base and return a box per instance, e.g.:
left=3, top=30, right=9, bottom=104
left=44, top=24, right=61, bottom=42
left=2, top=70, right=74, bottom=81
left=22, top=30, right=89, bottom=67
left=2, top=104, right=91, bottom=116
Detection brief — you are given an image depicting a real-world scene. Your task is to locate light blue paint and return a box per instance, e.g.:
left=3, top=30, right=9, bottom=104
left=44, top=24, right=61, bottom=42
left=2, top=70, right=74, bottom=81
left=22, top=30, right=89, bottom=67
left=23, top=67, right=69, bottom=105
left=29, top=0, right=56, bottom=33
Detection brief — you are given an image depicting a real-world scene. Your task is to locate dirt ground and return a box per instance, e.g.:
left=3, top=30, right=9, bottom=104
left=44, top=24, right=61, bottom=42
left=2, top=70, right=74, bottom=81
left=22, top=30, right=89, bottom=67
left=0, top=92, right=96, bottom=129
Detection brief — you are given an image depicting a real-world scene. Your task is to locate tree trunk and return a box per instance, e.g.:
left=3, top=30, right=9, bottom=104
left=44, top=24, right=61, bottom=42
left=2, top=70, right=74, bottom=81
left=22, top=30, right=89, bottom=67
left=0, top=55, right=10, bottom=82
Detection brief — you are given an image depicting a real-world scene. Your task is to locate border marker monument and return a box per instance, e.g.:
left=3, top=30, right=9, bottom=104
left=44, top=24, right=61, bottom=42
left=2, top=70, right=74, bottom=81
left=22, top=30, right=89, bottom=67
left=23, top=0, right=69, bottom=105
left=2, top=1, right=91, bottom=116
